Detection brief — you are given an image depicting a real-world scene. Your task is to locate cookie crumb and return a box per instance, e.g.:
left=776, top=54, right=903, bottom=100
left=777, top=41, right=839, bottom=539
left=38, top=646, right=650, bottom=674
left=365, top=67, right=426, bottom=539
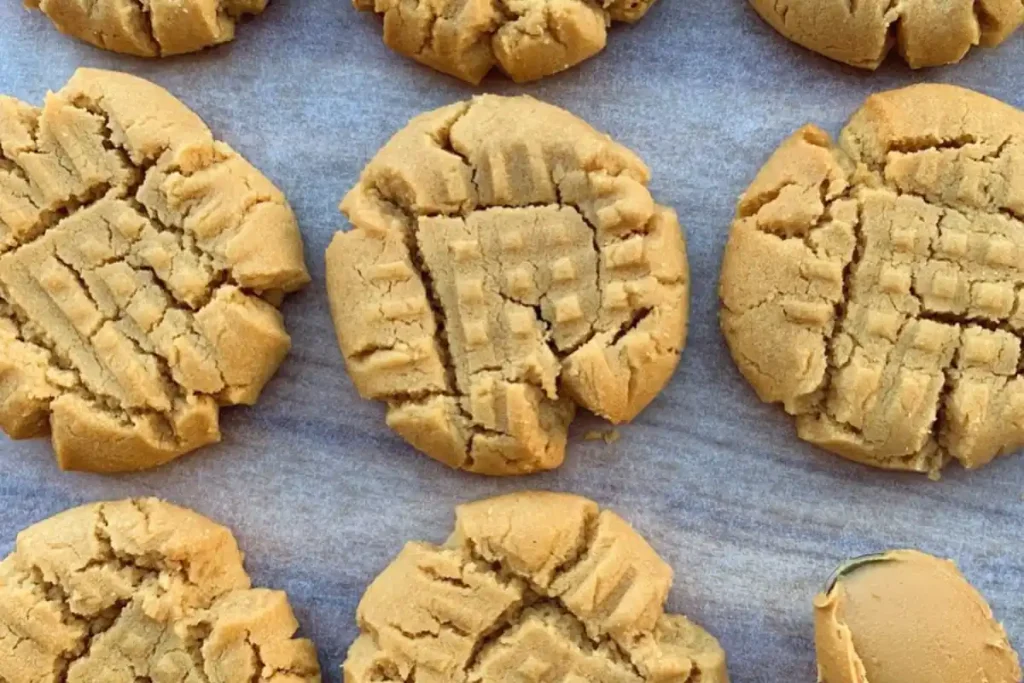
left=586, top=429, right=621, bottom=444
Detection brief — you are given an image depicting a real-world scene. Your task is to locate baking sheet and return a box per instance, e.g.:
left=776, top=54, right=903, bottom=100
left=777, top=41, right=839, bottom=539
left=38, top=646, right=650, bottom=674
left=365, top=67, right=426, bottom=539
left=1, top=2, right=1023, bottom=681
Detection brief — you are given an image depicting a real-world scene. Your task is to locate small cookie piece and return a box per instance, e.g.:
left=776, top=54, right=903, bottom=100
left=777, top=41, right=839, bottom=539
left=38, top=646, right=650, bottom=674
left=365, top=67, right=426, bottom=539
left=0, top=68, right=310, bottom=473
left=815, top=550, right=1021, bottom=683
left=343, top=491, right=728, bottom=683
left=327, top=95, right=689, bottom=476
left=720, top=84, right=1024, bottom=475
left=749, top=0, right=1023, bottom=69
left=26, top=0, right=268, bottom=57
left=0, top=498, right=321, bottom=683
left=355, top=0, right=658, bottom=83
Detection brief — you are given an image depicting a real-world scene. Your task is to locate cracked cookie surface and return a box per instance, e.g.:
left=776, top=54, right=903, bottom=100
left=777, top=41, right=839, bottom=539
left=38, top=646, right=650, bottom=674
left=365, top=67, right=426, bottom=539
left=750, top=0, right=1024, bottom=69
left=0, top=497, right=321, bottom=683
left=326, top=95, right=689, bottom=476
left=0, top=68, right=310, bottom=473
left=26, top=0, right=268, bottom=57
left=343, top=491, right=728, bottom=683
left=354, top=0, right=658, bottom=83
left=720, top=84, right=1024, bottom=475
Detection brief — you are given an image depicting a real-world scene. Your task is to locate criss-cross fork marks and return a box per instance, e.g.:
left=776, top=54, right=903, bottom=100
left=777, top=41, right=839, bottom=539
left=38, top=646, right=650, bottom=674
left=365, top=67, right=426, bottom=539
left=0, top=499, right=320, bottom=683
left=723, top=111, right=1024, bottom=474
left=0, top=69, right=308, bottom=471
left=328, top=96, right=689, bottom=475
left=343, top=493, right=727, bottom=683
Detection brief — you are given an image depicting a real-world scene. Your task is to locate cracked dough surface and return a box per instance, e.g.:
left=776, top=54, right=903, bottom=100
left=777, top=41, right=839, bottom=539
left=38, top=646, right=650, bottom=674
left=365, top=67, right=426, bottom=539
left=26, top=0, right=268, bottom=57
left=720, top=84, right=1024, bottom=476
left=0, top=498, right=321, bottom=683
left=354, top=0, right=657, bottom=83
left=0, top=68, right=310, bottom=473
left=750, top=0, right=1024, bottom=69
left=326, top=95, right=689, bottom=476
left=343, top=491, right=728, bottom=683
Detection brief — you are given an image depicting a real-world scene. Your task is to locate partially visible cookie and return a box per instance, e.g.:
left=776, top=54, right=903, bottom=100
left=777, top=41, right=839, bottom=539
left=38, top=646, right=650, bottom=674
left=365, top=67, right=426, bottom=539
left=749, top=0, right=1024, bottom=69
left=720, top=84, right=1024, bottom=475
left=26, top=0, right=268, bottom=57
left=0, top=68, right=310, bottom=473
left=326, top=95, right=689, bottom=476
left=355, top=0, right=658, bottom=83
left=0, top=498, right=321, bottom=683
left=343, top=491, right=728, bottom=683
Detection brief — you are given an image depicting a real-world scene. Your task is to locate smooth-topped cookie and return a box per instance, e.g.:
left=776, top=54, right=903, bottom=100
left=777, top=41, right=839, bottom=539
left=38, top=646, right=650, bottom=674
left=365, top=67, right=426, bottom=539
left=815, top=550, right=1020, bottom=683
left=721, top=84, right=1024, bottom=475
left=344, top=491, right=728, bottom=683
left=750, top=0, right=1023, bottom=69
left=26, top=0, right=268, bottom=57
left=327, top=95, right=689, bottom=476
left=0, top=69, right=310, bottom=473
left=355, top=0, right=658, bottom=83
left=0, top=498, right=321, bottom=683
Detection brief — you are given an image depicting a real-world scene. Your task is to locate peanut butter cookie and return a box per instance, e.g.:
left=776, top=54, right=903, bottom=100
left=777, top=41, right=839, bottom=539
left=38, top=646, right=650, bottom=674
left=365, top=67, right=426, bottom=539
left=344, top=491, right=728, bottom=683
left=750, top=0, right=1023, bottom=69
left=720, top=84, right=1024, bottom=476
left=26, top=0, right=268, bottom=57
left=0, top=69, right=310, bottom=473
left=0, top=498, right=321, bottom=683
left=326, top=95, right=689, bottom=476
left=355, top=0, right=658, bottom=83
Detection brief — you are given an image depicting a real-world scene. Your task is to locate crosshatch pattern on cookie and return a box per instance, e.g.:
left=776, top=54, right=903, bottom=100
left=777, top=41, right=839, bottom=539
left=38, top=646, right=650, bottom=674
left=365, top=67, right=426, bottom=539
left=343, top=492, right=729, bottom=683
left=327, top=95, right=690, bottom=476
left=0, top=69, right=310, bottom=473
left=720, top=84, right=1024, bottom=476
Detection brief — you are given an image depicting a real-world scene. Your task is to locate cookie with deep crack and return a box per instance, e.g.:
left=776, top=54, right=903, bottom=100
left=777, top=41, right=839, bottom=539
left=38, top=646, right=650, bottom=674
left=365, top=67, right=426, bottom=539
left=26, top=0, right=268, bottom=57
left=0, top=498, right=321, bottom=683
left=0, top=68, right=310, bottom=473
left=355, top=0, right=658, bottom=84
left=343, top=491, right=728, bottom=683
left=749, top=0, right=1023, bottom=69
left=326, top=95, right=689, bottom=476
left=720, top=84, right=1024, bottom=476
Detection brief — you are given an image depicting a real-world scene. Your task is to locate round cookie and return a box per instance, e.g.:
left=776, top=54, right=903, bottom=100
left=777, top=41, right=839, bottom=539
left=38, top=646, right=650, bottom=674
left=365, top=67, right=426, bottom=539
left=343, top=491, right=728, bottom=683
left=326, top=95, right=689, bottom=476
left=355, top=0, right=658, bottom=83
left=720, top=84, right=1024, bottom=476
left=815, top=550, right=1020, bottom=683
left=749, top=0, right=1024, bottom=69
left=26, top=0, right=268, bottom=57
left=0, top=498, right=321, bottom=683
left=0, top=69, right=310, bottom=473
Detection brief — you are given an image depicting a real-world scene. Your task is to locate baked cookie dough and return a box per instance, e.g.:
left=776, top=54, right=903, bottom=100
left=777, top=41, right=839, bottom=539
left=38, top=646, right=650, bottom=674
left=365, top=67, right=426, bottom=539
left=344, top=491, right=728, bottom=683
left=720, top=84, right=1024, bottom=475
left=749, top=0, right=1024, bottom=69
left=355, top=0, right=658, bottom=83
left=815, top=550, right=1021, bottom=683
left=26, top=0, right=268, bottom=57
left=326, top=95, right=689, bottom=476
left=0, top=498, right=321, bottom=683
left=0, top=69, right=310, bottom=473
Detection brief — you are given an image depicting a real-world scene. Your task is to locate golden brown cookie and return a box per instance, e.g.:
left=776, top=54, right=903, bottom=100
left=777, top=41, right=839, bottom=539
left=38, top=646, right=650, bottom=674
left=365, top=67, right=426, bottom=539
left=0, top=68, right=310, bottom=473
left=326, top=95, right=689, bottom=476
left=26, top=0, right=268, bottom=57
left=355, top=0, right=658, bottom=84
left=343, top=491, right=728, bottom=683
left=720, top=84, right=1024, bottom=476
left=749, top=0, right=1023, bottom=69
left=0, top=498, right=321, bottom=683
left=815, top=550, right=1020, bottom=683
